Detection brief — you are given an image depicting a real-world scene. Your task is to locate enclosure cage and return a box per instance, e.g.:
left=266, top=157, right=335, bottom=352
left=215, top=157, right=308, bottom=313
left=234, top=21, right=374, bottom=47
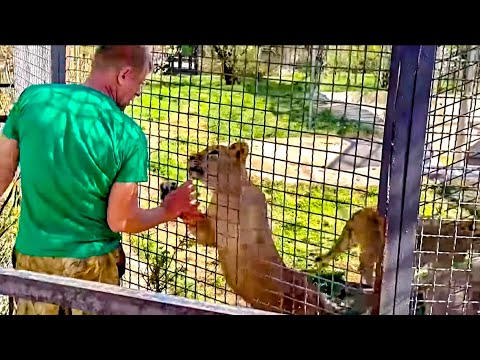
left=1, top=45, right=480, bottom=315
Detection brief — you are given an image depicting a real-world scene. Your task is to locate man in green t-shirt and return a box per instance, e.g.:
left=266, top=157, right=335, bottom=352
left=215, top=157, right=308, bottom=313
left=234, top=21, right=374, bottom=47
left=0, top=45, right=202, bottom=315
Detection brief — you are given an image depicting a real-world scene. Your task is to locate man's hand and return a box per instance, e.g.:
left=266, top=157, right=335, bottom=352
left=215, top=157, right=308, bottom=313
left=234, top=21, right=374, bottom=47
left=162, top=180, right=203, bottom=221
left=180, top=211, right=207, bottom=226
left=107, top=180, right=203, bottom=234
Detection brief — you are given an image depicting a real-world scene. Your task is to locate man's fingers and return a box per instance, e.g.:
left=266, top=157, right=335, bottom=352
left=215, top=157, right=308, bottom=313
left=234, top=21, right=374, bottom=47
left=184, top=205, right=203, bottom=217
left=187, top=213, right=205, bottom=221
left=180, top=179, right=192, bottom=187
left=181, top=210, right=205, bottom=225
left=175, top=181, right=197, bottom=199
left=178, top=179, right=193, bottom=191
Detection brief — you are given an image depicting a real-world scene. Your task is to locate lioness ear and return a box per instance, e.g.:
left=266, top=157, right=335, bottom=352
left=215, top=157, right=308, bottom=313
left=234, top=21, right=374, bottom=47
left=229, top=141, right=249, bottom=162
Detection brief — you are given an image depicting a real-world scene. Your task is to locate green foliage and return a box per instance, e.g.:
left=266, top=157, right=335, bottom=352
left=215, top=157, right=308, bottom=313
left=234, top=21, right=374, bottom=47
left=129, top=232, right=197, bottom=298
left=306, top=269, right=347, bottom=298
left=180, top=45, right=194, bottom=57
left=150, top=139, right=190, bottom=182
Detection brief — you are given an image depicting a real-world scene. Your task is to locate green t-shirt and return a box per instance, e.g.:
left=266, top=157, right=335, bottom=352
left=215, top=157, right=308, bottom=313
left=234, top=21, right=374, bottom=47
left=2, top=83, right=149, bottom=259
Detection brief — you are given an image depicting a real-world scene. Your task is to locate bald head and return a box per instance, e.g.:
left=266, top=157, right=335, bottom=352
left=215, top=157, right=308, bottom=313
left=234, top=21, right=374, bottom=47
left=92, top=45, right=152, bottom=74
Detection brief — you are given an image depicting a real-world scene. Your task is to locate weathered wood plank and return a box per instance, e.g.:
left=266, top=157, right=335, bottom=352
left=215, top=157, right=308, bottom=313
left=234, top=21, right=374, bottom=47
left=0, top=268, right=278, bottom=315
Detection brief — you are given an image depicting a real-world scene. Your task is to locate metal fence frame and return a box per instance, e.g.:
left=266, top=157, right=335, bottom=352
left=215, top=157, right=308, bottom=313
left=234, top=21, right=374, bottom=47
left=377, top=46, right=436, bottom=314
left=1, top=45, right=442, bottom=315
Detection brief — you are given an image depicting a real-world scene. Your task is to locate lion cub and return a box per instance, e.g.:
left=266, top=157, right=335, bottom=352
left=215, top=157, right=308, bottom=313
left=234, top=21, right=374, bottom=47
left=315, top=207, right=386, bottom=288
left=162, top=141, right=335, bottom=315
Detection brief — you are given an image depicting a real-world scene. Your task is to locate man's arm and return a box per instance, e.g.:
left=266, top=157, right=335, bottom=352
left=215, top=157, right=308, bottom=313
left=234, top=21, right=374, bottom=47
left=0, top=135, right=19, bottom=196
left=108, top=125, right=202, bottom=234
left=107, top=180, right=202, bottom=233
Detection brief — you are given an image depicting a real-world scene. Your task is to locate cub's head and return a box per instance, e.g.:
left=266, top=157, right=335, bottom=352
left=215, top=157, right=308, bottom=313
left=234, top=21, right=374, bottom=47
left=188, top=141, right=249, bottom=191
left=315, top=207, right=386, bottom=267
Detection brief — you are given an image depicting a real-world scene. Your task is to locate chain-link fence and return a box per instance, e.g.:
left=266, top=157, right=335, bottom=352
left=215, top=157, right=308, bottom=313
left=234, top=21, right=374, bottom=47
left=2, top=45, right=478, bottom=315
left=62, top=45, right=391, bottom=313
left=0, top=46, right=53, bottom=314
left=413, top=45, right=480, bottom=315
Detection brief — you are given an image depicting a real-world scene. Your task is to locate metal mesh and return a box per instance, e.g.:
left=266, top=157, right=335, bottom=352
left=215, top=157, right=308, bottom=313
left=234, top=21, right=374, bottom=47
left=414, top=45, right=480, bottom=315
left=12, top=46, right=51, bottom=97
left=0, top=45, right=14, bottom=315
left=63, top=45, right=391, bottom=314
left=0, top=46, right=14, bottom=117
left=0, top=45, right=51, bottom=314
left=66, top=45, right=95, bottom=84
left=7, top=44, right=480, bottom=315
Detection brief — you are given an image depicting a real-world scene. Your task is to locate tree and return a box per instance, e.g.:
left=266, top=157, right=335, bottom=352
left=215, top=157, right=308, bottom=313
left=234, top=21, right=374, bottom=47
left=212, top=45, right=248, bottom=85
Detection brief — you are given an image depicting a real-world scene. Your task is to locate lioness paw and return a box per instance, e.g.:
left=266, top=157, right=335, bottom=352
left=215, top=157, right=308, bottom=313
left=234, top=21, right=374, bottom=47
left=180, top=212, right=206, bottom=225
left=228, top=141, right=249, bottom=162
left=160, top=181, right=177, bottom=201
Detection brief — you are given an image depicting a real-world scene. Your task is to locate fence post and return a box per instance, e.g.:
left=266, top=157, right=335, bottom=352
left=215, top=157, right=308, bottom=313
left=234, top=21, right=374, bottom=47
left=377, top=45, right=436, bottom=315
left=51, top=45, right=66, bottom=84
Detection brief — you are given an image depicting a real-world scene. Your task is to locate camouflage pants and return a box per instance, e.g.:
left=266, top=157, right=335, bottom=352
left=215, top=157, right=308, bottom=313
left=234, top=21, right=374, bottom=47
left=10, top=246, right=125, bottom=315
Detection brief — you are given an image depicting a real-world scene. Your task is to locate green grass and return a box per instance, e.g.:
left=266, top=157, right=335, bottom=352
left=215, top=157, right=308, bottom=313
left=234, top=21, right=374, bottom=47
left=276, top=69, right=382, bottom=92
left=126, top=72, right=379, bottom=142
left=149, top=139, right=190, bottom=182
left=131, top=70, right=385, bottom=277
left=318, top=72, right=381, bottom=93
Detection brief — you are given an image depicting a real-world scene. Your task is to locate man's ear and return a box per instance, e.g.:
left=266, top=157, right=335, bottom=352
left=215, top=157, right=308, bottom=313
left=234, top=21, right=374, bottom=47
left=117, top=66, right=133, bottom=85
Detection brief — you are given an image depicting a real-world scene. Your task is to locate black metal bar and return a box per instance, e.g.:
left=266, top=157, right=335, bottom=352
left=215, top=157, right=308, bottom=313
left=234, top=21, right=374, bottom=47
left=397, top=46, right=436, bottom=314
left=378, top=45, right=436, bottom=315
left=0, top=268, right=278, bottom=315
left=378, top=46, right=401, bottom=218
left=373, top=46, right=402, bottom=316
left=51, top=45, right=66, bottom=84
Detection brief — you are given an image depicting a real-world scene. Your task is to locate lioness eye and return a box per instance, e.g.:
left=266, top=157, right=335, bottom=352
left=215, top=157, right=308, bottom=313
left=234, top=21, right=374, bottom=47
left=209, top=150, right=219, bottom=156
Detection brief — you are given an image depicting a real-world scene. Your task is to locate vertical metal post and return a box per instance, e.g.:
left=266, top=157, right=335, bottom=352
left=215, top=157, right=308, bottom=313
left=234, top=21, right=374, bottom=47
left=455, top=46, right=478, bottom=164
left=377, top=45, right=436, bottom=315
left=308, top=45, right=319, bottom=129
left=51, top=45, right=66, bottom=84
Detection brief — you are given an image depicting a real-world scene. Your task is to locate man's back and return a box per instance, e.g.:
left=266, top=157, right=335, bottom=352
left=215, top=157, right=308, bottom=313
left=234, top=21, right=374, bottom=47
left=2, top=83, right=148, bottom=259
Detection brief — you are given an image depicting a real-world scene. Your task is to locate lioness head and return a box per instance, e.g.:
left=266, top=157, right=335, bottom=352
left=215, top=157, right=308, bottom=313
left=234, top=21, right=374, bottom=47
left=188, top=141, right=249, bottom=191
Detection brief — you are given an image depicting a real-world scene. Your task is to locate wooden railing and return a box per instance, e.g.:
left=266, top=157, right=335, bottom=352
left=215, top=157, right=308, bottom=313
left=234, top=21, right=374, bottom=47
left=0, top=268, right=278, bottom=315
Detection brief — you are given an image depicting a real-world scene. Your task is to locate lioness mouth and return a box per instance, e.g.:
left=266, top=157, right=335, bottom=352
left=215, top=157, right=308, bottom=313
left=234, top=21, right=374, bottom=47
left=189, top=166, right=204, bottom=176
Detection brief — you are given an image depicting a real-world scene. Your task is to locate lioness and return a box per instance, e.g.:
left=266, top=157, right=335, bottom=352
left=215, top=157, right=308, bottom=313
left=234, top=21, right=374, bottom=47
left=162, top=141, right=336, bottom=315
